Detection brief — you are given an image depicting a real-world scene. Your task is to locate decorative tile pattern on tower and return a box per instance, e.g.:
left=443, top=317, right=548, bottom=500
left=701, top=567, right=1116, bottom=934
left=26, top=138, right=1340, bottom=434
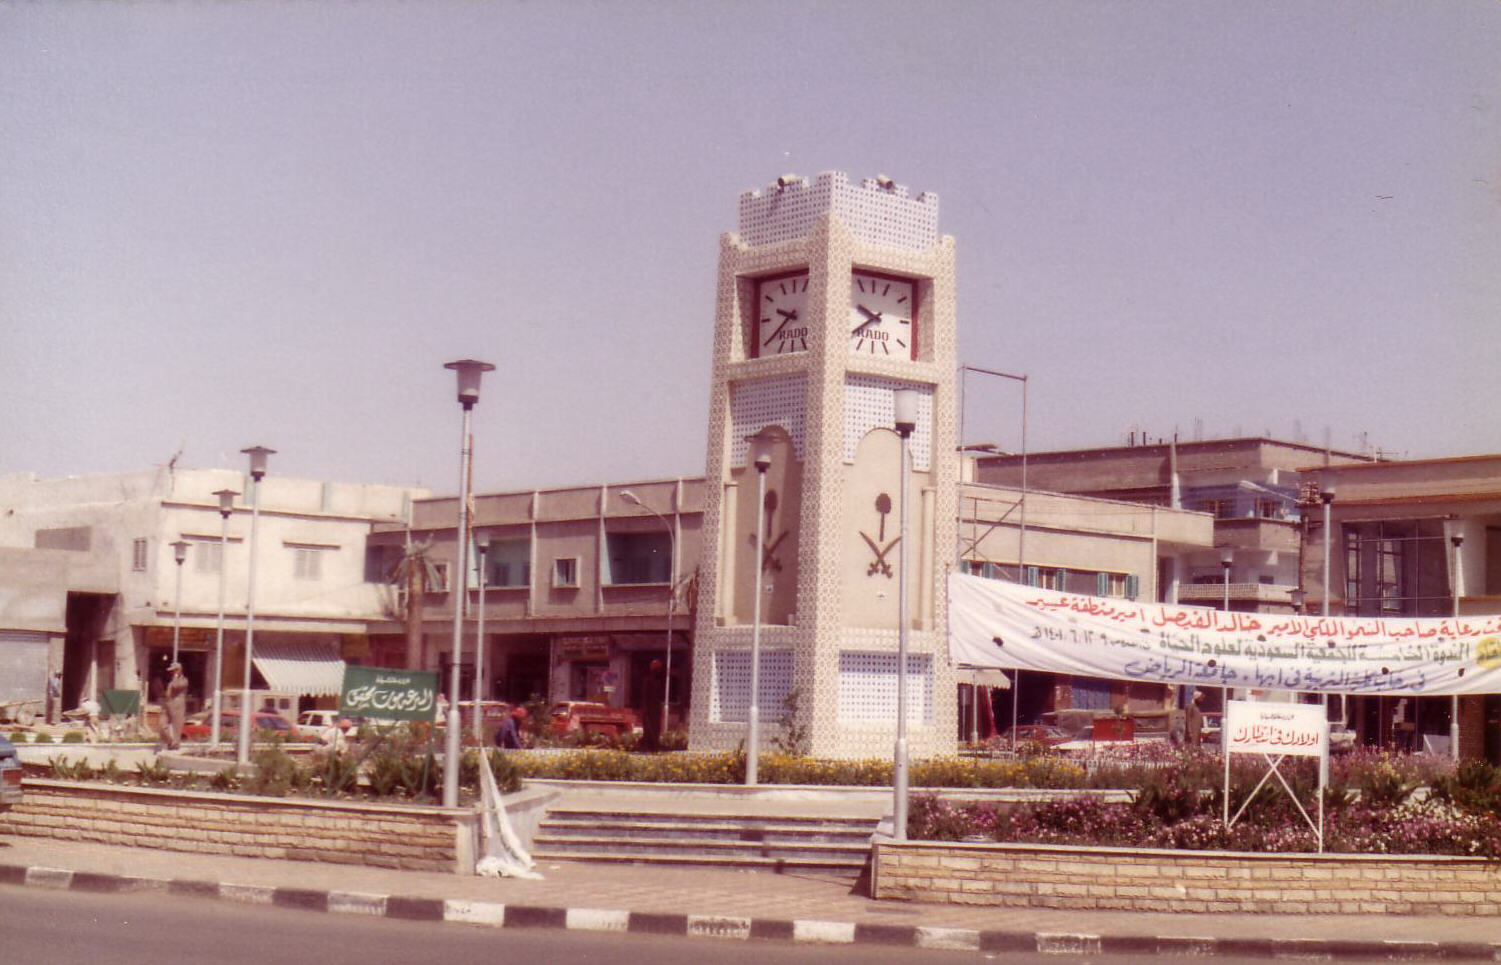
left=692, top=171, right=959, bottom=760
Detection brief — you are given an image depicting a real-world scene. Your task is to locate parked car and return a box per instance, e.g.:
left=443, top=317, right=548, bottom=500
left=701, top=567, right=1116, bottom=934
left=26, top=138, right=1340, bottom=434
left=549, top=701, right=638, bottom=739
left=182, top=709, right=295, bottom=741
left=0, top=736, right=22, bottom=810
left=296, top=709, right=357, bottom=739
left=998, top=724, right=1070, bottom=747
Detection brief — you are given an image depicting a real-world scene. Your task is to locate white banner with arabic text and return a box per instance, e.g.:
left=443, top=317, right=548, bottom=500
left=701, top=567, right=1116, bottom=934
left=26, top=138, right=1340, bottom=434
left=948, top=573, right=1501, bottom=696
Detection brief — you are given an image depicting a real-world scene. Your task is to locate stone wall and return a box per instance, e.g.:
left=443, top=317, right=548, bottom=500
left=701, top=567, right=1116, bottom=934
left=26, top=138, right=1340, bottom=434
left=872, top=839, right=1501, bottom=916
left=0, top=780, right=472, bottom=873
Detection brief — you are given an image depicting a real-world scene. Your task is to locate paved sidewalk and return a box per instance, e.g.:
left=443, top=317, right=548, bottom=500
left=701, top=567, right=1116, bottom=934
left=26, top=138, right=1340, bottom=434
left=2, top=835, right=1499, bottom=960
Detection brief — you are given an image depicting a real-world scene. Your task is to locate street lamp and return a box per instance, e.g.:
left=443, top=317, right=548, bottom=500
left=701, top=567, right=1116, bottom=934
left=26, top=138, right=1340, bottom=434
left=1289, top=588, right=1306, bottom=614
left=1321, top=484, right=1337, bottom=724
left=473, top=530, right=490, bottom=746
left=237, top=445, right=274, bottom=767
left=892, top=387, right=919, bottom=840
left=620, top=489, right=679, bottom=749
left=211, top=488, right=237, bottom=748
left=170, top=539, right=190, bottom=664
left=1219, top=546, right=1233, bottom=707
left=1450, top=529, right=1464, bottom=762
left=743, top=431, right=775, bottom=785
left=443, top=359, right=493, bottom=807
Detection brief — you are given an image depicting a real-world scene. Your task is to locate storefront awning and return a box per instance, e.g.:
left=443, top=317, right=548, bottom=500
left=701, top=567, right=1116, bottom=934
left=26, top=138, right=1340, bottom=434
left=251, top=640, right=346, bottom=697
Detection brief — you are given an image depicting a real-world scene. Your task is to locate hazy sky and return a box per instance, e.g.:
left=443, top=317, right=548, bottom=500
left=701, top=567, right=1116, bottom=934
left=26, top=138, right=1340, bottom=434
left=3, top=1, right=1498, bottom=495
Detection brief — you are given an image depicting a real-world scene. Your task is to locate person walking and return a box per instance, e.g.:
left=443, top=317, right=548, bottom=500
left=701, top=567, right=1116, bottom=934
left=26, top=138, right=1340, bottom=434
left=161, top=663, right=188, bottom=750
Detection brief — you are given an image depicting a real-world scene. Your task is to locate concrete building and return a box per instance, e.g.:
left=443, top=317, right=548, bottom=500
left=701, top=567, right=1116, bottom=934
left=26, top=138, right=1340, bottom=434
left=0, top=468, right=425, bottom=722
left=1300, top=454, right=1501, bottom=762
left=975, top=438, right=1376, bottom=613
left=365, top=478, right=704, bottom=728
left=956, top=480, right=1214, bottom=726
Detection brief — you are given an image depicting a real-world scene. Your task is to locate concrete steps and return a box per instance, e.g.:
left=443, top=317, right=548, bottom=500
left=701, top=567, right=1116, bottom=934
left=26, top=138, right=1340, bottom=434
left=531, top=807, right=877, bottom=870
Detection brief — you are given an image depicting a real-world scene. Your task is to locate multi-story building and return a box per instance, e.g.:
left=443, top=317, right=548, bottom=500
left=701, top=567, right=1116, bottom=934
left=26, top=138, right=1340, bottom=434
left=1300, top=454, right=1501, bottom=762
left=364, top=477, right=704, bottom=728
left=0, top=468, right=425, bottom=721
left=975, top=438, right=1376, bottom=612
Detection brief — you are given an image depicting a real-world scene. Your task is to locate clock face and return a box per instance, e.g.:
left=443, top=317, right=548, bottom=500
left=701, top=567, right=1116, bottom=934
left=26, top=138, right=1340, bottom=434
left=754, top=271, right=810, bottom=357
left=849, top=271, right=916, bottom=359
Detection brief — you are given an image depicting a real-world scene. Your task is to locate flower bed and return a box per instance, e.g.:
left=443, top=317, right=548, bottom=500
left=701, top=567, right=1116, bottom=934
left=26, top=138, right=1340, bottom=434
left=907, top=748, right=1501, bottom=858
left=508, top=748, right=1088, bottom=787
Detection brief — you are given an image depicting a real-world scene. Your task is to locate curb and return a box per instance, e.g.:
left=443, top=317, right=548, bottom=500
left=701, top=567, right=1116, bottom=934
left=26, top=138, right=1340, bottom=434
left=3, top=862, right=1499, bottom=961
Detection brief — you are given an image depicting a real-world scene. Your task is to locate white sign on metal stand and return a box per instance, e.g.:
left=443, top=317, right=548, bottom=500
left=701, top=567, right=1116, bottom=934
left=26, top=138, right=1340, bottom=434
left=1221, top=700, right=1329, bottom=852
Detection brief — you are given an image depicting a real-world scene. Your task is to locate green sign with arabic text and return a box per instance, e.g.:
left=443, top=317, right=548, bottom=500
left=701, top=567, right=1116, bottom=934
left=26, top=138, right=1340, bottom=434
left=338, top=665, right=439, bottom=722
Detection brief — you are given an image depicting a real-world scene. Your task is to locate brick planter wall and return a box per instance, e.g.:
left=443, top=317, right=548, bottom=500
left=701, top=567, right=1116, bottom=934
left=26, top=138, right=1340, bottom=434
left=872, top=839, right=1501, bottom=916
left=0, top=780, right=474, bottom=873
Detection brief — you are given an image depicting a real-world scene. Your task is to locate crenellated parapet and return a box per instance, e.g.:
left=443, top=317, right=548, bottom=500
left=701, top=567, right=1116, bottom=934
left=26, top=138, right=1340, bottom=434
left=737, top=171, right=939, bottom=250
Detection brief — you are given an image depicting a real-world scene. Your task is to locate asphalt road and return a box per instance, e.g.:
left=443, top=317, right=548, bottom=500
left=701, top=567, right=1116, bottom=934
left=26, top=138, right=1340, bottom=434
left=0, top=885, right=1304, bottom=965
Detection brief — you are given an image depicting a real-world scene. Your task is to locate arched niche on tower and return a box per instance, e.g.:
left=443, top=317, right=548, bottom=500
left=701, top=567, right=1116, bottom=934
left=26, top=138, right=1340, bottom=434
left=842, top=427, right=929, bottom=630
left=727, top=425, right=801, bottom=627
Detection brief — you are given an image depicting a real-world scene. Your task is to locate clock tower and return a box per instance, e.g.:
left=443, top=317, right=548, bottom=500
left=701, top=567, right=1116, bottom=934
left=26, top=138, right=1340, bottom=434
left=687, top=172, right=959, bottom=759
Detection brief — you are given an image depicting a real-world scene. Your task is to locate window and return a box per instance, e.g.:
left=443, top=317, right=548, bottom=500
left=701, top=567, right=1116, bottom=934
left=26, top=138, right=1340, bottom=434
left=479, top=538, right=531, bottom=588
left=293, top=547, right=324, bottom=581
left=553, top=557, right=578, bottom=588
left=604, top=531, right=671, bottom=585
left=429, top=561, right=451, bottom=592
left=194, top=540, right=223, bottom=575
left=35, top=526, right=91, bottom=551
left=1342, top=519, right=1448, bottom=617
left=363, top=544, right=401, bottom=584
left=132, top=538, right=148, bottom=572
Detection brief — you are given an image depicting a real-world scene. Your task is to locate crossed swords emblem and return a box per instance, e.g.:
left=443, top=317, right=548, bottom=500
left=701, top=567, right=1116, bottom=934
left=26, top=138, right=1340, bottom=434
left=861, top=493, right=900, bottom=578
left=749, top=489, right=789, bottom=574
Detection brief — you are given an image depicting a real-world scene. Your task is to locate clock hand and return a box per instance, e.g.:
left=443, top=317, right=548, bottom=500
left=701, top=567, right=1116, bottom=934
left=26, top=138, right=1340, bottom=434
left=764, top=316, right=791, bottom=345
left=777, top=309, right=798, bottom=322
left=851, top=305, right=883, bottom=336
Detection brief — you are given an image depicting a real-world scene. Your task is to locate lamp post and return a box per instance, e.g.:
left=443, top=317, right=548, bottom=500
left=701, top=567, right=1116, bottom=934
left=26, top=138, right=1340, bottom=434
left=620, top=489, right=679, bottom=747
left=211, top=488, right=237, bottom=748
left=473, top=530, right=490, bottom=746
left=743, top=432, right=775, bottom=785
left=1450, top=531, right=1464, bottom=761
left=1219, top=546, right=1233, bottom=706
left=892, top=387, right=919, bottom=840
left=443, top=359, right=493, bottom=808
left=237, top=446, right=274, bottom=768
left=1321, top=485, right=1337, bottom=724
left=170, top=539, right=190, bottom=664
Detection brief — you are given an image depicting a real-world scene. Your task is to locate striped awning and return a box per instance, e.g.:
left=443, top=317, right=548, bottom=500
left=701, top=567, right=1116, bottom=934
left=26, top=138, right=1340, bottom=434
left=251, top=640, right=346, bottom=697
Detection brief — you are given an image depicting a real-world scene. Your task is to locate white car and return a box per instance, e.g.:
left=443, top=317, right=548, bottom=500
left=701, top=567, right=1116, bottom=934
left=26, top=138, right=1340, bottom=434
left=296, top=710, right=348, bottom=738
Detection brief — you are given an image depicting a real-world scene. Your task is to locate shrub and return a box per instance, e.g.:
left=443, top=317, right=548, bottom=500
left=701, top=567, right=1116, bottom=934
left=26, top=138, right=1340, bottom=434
left=1429, top=760, right=1501, bottom=818
left=31, top=732, right=54, bottom=744
left=61, top=731, right=86, bottom=744
left=134, top=759, right=172, bottom=785
left=8, top=730, right=28, bottom=744
left=48, top=755, right=96, bottom=780
left=245, top=739, right=308, bottom=797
